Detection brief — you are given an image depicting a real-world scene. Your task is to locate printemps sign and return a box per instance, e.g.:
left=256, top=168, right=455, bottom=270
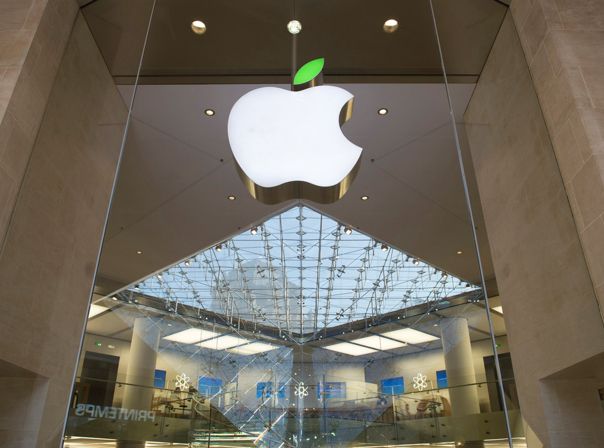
left=75, top=404, right=156, bottom=422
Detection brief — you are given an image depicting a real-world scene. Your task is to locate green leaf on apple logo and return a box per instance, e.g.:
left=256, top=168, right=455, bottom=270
left=293, top=58, right=325, bottom=86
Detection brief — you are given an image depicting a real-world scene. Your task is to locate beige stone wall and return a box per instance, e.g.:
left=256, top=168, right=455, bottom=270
left=511, top=0, right=604, bottom=320
left=0, top=10, right=127, bottom=448
left=465, top=11, right=604, bottom=448
left=0, top=0, right=78, bottom=248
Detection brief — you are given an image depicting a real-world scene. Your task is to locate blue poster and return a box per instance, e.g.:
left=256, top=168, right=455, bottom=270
left=257, top=381, right=285, bottom=398
left=318, top=382, right=346, bottom=399
left=154, top=369, right=166, bottom=389
left=198, top=377, right=222, bottom=396
left=380, top=377, right=404, bottom=395
left=436, top=370, right=448, bottom=388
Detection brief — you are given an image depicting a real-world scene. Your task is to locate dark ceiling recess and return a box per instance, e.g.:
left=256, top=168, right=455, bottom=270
left=82, top=0, right=507, bottom=84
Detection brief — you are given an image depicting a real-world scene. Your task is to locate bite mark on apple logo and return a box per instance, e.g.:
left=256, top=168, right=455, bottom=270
left=227, top=58, right=362, bottom=204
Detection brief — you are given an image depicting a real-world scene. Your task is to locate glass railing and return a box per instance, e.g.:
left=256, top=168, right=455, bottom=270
left=65, top=376, right=523, bottom=446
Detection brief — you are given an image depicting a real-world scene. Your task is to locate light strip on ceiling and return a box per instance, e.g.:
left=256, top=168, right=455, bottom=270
left=352, top=334, right=406, bottom=351
left=323, top=342, right=377, bottom=356
left=88, top=304, right=108, bottom=318
left=163, top=328, right=219, bottom=344
left=228, top=342, right=277, bottom=355
left=381, top=328, right=439, bottom=344
left=197, top=334, right=250, bottom=350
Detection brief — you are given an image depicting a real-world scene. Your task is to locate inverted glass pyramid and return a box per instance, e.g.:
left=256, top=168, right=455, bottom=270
left=131, top=205, right=476, bottom=335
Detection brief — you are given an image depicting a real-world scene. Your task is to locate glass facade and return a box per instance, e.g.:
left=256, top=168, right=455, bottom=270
left=65, top=1, right=525, bottom=447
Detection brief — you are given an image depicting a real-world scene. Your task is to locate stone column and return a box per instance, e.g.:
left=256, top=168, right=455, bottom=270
left=441, top=317, right=480, bottom=416
left=465, top=9, right=604, bottom=446
left=441, top=318, right=483, bottom=448
left=117, top=318, right=160, bottom=448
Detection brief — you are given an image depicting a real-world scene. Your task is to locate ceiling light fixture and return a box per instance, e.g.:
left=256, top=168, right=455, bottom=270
left=381, top=243, right=388, bottom=252
left=344, top=226, right=353, bottom=235
left=228, top=342, right=277, bottom=355
left=164, top=328, right=219, bottom=344
left=204, top=108, right=215, bottom=117
left=250, top=226, right=258, bottom=235
left=324, top=342, right=377, bottom=356
left=383, top=19, right=399, bottom=33
left=215, top=244, right=222, bottom=252
left=287, top=19, right=302, bottom=35
left=353, top=335, right=406, bottom=351
left=198, top=335, right=250, bottom=350
left=412, top=258, right=419, bottom=266
left=456, top=250, right=463, bottom=255
left=378, top=108, right=388, bottom=116
left=136, top=250, right=143, bottom=255
left=227, top=195, right=236, bottom=201
left=382, top=328, right=439, bottom=345
left=191, top=20, right=207, bottom=35
left=361, top=195, right=369, bottom=201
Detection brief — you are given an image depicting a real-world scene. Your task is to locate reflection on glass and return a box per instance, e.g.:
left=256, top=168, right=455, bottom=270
left=67, top=0, right=522, bottom=447
left=65, top=207, right=522, bottom=447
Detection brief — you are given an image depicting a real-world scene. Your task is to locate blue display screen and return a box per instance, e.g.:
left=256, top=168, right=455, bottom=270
left=436, top=370, right=448, bottom=388
left=380, top=377, right=404, bottom=395
left=153, top=369, right=166, bottom=389
left=198, top=377, right=222, bottom=396
left=318, top=382, right=346, bottom=399
left=256, top=382, right=286, bottom=399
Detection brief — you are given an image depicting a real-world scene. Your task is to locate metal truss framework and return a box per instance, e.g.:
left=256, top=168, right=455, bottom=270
left=133, top=205, right=477, bottom=338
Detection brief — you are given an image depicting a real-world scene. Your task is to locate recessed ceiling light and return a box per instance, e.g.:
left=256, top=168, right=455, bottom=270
left=352, top=335, right=406, bottom=351
left=204, top=108, right=215, bottom=117
left=383, top=19, right=399, bottom=33
left=287, top=19, right=302, bottom=35
left=198, top=335, right=250, bottom=350
left=227, top=195, right=236, bottom=201
left=382, top=328, right=439, bottom=345
left=88, top=304, right=108, bottom=318
left=191, top=20, right=207, bottom=35
left=324, top=342, right=377, bottom=356
left=136, top=250, right=143, bottom=255
left=378, top=108, right=388, bottom=115
left=456, top=250, right=463, bottom=255
left=361, top=195, right=369, bottom=201
left=163, top=328, right=218, bottom=344
left=228, top=342, right=277, bottom=355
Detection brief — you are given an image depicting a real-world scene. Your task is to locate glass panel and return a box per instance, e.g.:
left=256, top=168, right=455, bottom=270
left=64, top=1, right=522, bottom=447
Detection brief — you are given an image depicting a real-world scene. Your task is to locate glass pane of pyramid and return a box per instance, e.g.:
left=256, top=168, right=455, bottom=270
left=129, top=205, right=477, bottom=336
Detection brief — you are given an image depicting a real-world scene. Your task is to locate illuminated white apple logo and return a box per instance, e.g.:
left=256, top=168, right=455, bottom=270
left=228, top=58, right=362, bottom=204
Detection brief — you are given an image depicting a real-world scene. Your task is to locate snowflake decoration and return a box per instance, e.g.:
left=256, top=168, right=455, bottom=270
left=294, top=382, right=309, bottom=397
left=412, top=373, right=428, bottom=391
left=174, top=373, right=191, bottom=390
